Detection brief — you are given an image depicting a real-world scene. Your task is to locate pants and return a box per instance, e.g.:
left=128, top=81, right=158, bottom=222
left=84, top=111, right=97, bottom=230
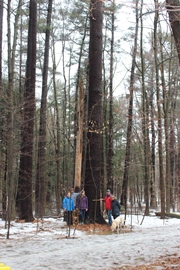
left=64, top=211, right=72, bottom=225
left=106, top=210, right=112, bottom=226
left=80, top=209, right=86, bottom=224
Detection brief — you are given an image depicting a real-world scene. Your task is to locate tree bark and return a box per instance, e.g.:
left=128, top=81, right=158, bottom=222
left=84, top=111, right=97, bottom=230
left=154, top=0, right=165, bottom=219
left=0, top=0, right=5, bottom=219
left=85, top=0, right=105, bottom=224
left=0, top=0, right=3, bottom=95
left=107, top=0, right=115, bottom=192
left=36, top=0, right=53, bottom=218
left=159, top=29, right=171, bottom=213
left=166, top=0, right=180, bottom=64
left=121, top=0, right=139, bottom=213
left=140, top=0, right=150, bottom=216
left=74, top=79, right=84, bottom=188
left=6, top=0, right=22, bottom=237
left=51, top=38, right=61, bottom=215
left=16, top=0, right=37, bottom=221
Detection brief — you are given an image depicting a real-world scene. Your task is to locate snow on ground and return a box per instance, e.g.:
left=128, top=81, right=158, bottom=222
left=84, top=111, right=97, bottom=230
left=1, top=213, right=180, bottom=270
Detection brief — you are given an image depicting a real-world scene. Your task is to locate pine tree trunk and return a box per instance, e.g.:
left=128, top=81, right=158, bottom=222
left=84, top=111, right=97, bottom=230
left=121, top=0, right=139, bottom=212
left=6, top=0, right=22, bottom=234
left=140, top=1, right=150, bottom=216
left=0, top=0, right=5, bottom=219
left=73, top=13, right=88, bottom=188
left=36, top=0, right=53, bottom=218
left=74, top=79, right=84, bottom=188
left=51, top=39, right=61, bottom=215
left=166, top=0, right=180, bottom=63
left=85, top=0, right=105, bottom=224
left=159, top=32, right=171, bottom=214
left=107, top=0, right=115, bottom=191
left=154, top=0, right=165, bottom=218
left=0, top=0, right=3, bottom=95
left=149, top=79, right=157, bottom=209
left=17, top=0, right=37, bottom=221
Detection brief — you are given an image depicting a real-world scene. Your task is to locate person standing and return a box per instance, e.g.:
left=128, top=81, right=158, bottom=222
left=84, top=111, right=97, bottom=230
left=102, top=189, right=112, bottom=226
left=70, top=186, right=81, bottom=209
left=111, top=195, right=121, bottom=220
left=76, top=190, right=88, bottom=224
left=63, top=192, right=74, bottom=225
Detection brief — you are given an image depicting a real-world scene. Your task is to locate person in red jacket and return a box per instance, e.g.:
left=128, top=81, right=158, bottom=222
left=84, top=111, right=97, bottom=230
left=102, top=189, right=112, bottom=226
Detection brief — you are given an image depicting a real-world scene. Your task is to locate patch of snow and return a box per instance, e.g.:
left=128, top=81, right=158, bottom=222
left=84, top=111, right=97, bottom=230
left=0, top=214, right=180, bottom=269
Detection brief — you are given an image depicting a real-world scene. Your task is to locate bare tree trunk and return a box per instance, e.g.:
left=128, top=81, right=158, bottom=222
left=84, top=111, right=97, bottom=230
left=73, top=12, right=88, bottom=188
left=6, top=0, right=22, bottom=237
left=170, top=100, right=176, bottom=211
left=107, top=0, right=115, bottom=191
left=121, top=0, right=139, bottom=214
left=154, top=0, right=165, bottom=218
left=166, top=0, right=180, bottom=64
left=61, top=22, right=67, bottom=188
left=0, top=0, right=5, bottom=219
left=84, top=0, right=105, bottom=224
left=149, top=72, right=157, bottom=209
left=74, top=79, right=84, bottom=188
left=102, top=19, right=108, bottom=196
left=36, top=0, right=53, bottom=218
left=176, top=120, right=180, bottom=211
left=140, top=0, right=150, bottom=216
left=16, top=0, right=37, bottom=221
left=159, top=29, right=171, bottom=213
left=51, top=38, right=61, bottom=215
left=0, top=0, right=3, bottom=95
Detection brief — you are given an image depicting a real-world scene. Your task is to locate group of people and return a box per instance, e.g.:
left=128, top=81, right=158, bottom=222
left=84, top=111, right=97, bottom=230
left=62, top=186, right=88, bottom=225
left=102, top=189, right=121, bottom=226
left=62, top=187, right=120, bottom=227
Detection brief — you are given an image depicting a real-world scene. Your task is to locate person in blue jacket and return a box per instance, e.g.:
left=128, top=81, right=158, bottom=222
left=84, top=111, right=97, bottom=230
left=63, top=192, right=75, bottom=225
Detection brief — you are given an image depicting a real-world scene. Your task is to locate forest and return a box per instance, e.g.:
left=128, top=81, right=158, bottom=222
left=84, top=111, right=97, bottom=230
left=0, top=0, right=180, bottom=228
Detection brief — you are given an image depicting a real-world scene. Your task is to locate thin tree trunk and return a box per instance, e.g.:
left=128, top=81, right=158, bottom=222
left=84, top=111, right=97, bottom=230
left=121, top=0, right=139, bottom=216
left=6, top=0, right=22, bottom=237
left=36, top=0, right=53, bottom=218
left=169, top=100, right=176, bottom=211
left=74, top=12, right=88, bottom=188
left=107, top=0, right=115, bottom=191
left=102, top=19, right=108, bottom=196
left=0, top=0, right=5, bottom=220
left=74, top=79, right=84, bottom=188
left=154, top=0, right=165, bottom=219
left=140, top=0, right=150, bottom=216
left=51, top=38, right=61, bottom=215
left=60, top=18, right=68, bottom=188
left=149, top=68, right=156, bottom=208
left=159, top=28, right=171, bottom=213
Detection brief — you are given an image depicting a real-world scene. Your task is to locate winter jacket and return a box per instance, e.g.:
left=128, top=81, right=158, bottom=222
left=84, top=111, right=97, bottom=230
left=76, top=195, right=88, bottom=210
left=103, top=195, right=112, bottom=210
left=63, top=196, right=74, bottom=211
left=112, top=199, right=120, bottom=216
left=71, top=192, right=80, bottom=207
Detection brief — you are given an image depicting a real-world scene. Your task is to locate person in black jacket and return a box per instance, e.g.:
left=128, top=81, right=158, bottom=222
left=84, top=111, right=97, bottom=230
left=111, top=195, right=121, bottom=220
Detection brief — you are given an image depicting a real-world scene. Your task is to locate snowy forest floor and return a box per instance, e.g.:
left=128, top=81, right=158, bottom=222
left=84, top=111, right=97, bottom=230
left=1, top=213, right=180, bottom=269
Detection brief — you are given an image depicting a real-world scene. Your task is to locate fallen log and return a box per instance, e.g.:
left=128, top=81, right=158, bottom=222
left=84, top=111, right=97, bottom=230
left=155, top=212, right=180, bottom=219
